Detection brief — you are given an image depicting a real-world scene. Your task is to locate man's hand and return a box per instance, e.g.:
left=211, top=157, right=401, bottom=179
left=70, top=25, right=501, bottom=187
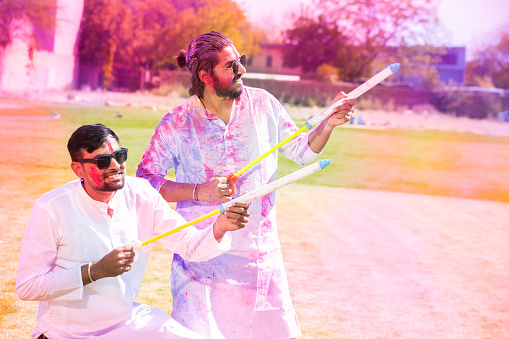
left=325, top=91, right=356, bottom=128
left=89, top=244, right=136, bottom=281
left=213, top=201, right=250, bottom=242
left=197, top=176, right=233, bottom=202
left=308, top=90, right=357, bottom=154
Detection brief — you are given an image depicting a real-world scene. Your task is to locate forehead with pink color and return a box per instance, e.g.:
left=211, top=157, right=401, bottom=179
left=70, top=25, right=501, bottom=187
left=106, top=136, right=116, bottom=152
left=216, top=44, right=241, bottom=66
left=228, top=44, right=240, bottom=58
left=83, top=136, right=119, bottom=157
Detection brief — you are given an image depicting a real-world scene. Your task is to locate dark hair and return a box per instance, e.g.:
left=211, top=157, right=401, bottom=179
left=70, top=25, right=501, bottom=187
left=175, top=31, right=233, bottom=98
left=67, top=124, right=120, bottom=161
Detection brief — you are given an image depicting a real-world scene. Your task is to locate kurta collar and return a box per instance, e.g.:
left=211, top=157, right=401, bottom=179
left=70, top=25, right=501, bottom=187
left=194, top=95, right=240, bottom=123
left=194, top=96, right=217, bottom=120
left=76, top=179, right=118, bottom=215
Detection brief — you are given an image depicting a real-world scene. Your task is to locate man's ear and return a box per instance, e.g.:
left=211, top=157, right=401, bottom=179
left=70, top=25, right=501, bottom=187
left=71, top=161, right=84, bottom=179
left=198, top=69, right=211, bottom=84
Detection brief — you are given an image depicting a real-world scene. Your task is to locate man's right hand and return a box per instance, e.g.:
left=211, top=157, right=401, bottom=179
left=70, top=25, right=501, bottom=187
left=212, top=201, right=250, bottom=242
left=89, top=244, right=136, bottom=281
left=197, top=176, right=233, bottom=202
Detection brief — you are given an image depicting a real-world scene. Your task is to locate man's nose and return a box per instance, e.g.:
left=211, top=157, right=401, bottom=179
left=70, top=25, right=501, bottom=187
left=238, top=63, right=246, bottom=75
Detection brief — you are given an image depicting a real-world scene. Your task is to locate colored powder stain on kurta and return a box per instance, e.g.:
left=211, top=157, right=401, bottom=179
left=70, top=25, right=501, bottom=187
left=259, top=195, right=274, bottom=233
left=89, top=167, right=102, bottom=186
left=283, top=119, right=295, bottom=130
left=171, top=106, right=186, bottom=127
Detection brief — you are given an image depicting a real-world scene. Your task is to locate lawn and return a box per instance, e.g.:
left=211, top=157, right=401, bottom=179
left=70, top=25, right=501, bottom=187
left=1, top=99, right=508, bottom=337
left=280, top=125, right=509, bottom=202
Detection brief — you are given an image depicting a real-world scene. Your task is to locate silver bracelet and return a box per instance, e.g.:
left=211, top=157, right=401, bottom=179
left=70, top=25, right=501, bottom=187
left=193, top=184, right=199, bottom=201
left=88, top=262, right=95, bottom=282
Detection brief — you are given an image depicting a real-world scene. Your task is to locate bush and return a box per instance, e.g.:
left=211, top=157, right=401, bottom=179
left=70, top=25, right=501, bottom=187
left=315, top=64, right=339, bottom=83
left=151, top=84, right=189, bottom=98
left=302, top=96, right=318, bottom=107
left=430, top=90, right=503, bottom=119
left=356, top=96, right=383, bottom=110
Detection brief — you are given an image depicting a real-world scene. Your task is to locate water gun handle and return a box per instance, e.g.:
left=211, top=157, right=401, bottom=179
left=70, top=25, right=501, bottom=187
left=226, top=173, right=238, bottom=197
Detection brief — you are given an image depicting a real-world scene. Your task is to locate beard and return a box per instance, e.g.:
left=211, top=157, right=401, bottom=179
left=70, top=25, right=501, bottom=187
left=212, top=73, right=243, bottom=99
left=97, top=169, right=125, bottom=192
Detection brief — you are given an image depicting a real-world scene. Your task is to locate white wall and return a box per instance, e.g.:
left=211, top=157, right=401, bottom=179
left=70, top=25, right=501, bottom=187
left=0, top=0, right=84, bottom=93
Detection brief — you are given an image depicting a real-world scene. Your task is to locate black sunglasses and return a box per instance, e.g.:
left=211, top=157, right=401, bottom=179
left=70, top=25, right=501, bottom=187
left=75, top=148, right=128, bottom=169
left=213, top=54, right=246, bottom=75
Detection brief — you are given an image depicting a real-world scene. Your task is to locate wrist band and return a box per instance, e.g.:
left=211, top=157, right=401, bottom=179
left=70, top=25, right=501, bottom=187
left=193, top=184, right=199, bottom=201
left=88, top=262, right=95, bottom=282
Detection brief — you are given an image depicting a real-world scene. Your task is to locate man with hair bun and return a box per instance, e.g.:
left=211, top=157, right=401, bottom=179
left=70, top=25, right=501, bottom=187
left=137, top=31, right=356, bottom=338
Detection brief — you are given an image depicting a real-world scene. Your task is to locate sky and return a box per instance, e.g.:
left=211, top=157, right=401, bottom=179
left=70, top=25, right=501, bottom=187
left=236, top=0, right=508, bottom=58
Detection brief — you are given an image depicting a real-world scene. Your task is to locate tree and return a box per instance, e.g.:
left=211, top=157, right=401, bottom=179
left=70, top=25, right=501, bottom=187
left=283, top=15, right=348, bottom=74
left=390, top=44, right=444, bottom=89
left=152, top=0, right=259, bottom=67
left=0, top=0, right=56, bottom=48
left=78, top=0, right=260, bottom=88
left=124, top=0, right=180, bottom=70
left=287, top=0, right=441, bottom=80
left=465, top=52, right=496, bottom=87
left=491, top=30, right=509, bottom=89
left=467, top=27, right=509, bottom=89
left=79, top=0, right=136, bottom=89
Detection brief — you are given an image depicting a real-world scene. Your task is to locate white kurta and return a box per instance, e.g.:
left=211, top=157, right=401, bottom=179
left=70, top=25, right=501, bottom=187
left=16, top=176, right=231, bottom=339
left=137, top=87, right=320, bottom=338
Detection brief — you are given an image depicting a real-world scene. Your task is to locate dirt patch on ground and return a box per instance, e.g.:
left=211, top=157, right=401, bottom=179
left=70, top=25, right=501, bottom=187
left=277, top=184, right=509, bottom=338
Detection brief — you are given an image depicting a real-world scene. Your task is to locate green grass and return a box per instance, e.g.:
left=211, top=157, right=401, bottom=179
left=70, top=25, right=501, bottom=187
left=21, top=103, right=508, bottom=202
left=278, top=124, right=509, bottom=202
left=20, top=103, right=169, bottom=176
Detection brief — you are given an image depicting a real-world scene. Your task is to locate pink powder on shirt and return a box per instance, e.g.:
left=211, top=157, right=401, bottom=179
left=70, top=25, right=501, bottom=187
left=171, top=106, right=185, bottom=126
left=259, top=195, right=274, bottom=233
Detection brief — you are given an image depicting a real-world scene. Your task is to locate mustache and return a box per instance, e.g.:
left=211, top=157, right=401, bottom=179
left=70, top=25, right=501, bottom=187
left=103, top=169, right=124, bottom=176
left=232, top=74, right=242, bottom=82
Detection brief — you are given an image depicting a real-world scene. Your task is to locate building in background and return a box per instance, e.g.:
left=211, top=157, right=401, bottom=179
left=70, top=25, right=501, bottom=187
left=244, top=44, right=304, bottom=81
left=0, top=0, right=84, bottom=93
left=248, top=44, right=467, bottom=88
left=435, top=47, right=466, bottom=86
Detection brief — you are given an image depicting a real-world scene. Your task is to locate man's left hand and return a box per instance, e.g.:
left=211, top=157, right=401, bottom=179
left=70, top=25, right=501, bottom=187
left=324, top=91, right=356, bottom=127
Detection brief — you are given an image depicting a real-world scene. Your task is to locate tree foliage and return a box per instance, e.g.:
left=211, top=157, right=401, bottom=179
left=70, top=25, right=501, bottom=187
left=79, top=0, right=135, bottom=88
left=283, top=0, right=441, bottom=82
left=283, top=15, right=347, bottom=73
left=466, top=27, right=509, bottom=89
left=78, top=0, right=260, bottom=88
left=0, top=0, right=56, bottom=48
left=390, top=44, right=444, bottom=89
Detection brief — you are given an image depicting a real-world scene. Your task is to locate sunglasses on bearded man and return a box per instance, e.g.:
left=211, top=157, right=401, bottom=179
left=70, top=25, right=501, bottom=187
left=75, top=148, right=128, bottom=169
left=213, top=54, right=247, bottom=75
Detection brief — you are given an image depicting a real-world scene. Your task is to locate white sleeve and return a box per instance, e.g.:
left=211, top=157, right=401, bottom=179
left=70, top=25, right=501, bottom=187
left=152, top=194, right=231, bottom=262
left=16, top=201, right=84, bottom=301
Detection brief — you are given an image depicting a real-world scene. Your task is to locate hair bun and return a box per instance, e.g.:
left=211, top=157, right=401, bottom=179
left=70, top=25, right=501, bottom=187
left=175, top=50, right=187, bottom=69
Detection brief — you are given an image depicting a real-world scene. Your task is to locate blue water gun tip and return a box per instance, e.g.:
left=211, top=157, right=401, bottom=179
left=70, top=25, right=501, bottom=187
left=318, top=159, right=331, bottom=169
left=389, top=63, right=400, bottom=73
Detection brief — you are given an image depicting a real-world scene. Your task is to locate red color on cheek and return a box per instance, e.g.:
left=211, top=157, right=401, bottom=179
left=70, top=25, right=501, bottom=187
left=89, top=167, right=102, bottom=186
